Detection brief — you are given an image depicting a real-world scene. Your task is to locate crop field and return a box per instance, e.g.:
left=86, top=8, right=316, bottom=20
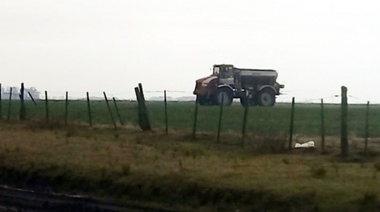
left=1, top=100, right=380, bottom=210
left=2, top=99, right=380, bottom=137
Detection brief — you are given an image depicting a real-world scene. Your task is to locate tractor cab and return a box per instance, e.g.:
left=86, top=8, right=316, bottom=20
left=213, top=64, right=235, bottom=86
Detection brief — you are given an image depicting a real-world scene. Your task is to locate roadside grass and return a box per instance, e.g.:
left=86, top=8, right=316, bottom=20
left=0, top=120, right=380, bottom=210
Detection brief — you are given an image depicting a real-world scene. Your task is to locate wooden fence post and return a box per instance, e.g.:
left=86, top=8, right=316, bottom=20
left=7, top=87, right=12, bottom=122
left=20, top=83, right=26, bottom=120
left=321, top=98, right=326, bottom=153
left=217, top=95, right=224, bottom=143
left=45, top=91, right=49, bottom=121
left=341, top=86, right=348, bottom=157
left=86, top=92, right=92, bottom=127
left=241, top=92, right=249, bottom=147
left=135, top=85, right=151, bottom=131
left=192, top=96, right=199, bottom=139
left=65, top=91, right=68, bottom=126
left=103, top=92, right=117, bottom=129
left=164, top=90, right=168, bottom=135
left=112, top=97, right=124, bottom=126
left=135, top=87, right=142, bottom=128
left=138, top=83, right=146, bottom=100
left=364, top=101, right=369, bottom=156
left=288, top=97, right=295, bottom=150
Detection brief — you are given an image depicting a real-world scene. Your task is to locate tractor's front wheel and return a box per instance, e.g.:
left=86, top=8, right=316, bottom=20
left=197, top=96, right=213, bottom=105
left=214, top=89, right=233, bottom=106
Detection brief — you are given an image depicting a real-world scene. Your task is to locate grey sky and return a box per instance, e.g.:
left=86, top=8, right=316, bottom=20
left=1, top=0, right=380, bottom=103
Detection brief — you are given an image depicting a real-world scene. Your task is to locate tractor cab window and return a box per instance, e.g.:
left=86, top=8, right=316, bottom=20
left=219, top=66, right=233, bottom=79
left=213, top=66, right=220, bottom=75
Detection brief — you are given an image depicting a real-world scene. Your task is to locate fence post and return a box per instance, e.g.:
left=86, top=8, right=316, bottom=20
left=321, top=98, right=326, bottom=153
left=45, top=91, right=49, bottom=121
left=364, top=101, right=369, bottom=156
left=7, top=87, right=12, bottom=122
left=112, top=97, right=124, bottom=126
left=241, top=92, right=249, bottom=147
left=65, top=91, right=68, bottom=126
left=86, top=92, right=93, bottom=127
left=135, top=87, right=142, bottom=128
left=20, top=83, right=26, bottom=120
left=192, top=96, right=199, bottom=139
left=341, top=86, right=348, bottom=157
left=28, top=91, right=37, bottom=106
left=103, top=92, right=117, bottom=129
left=139, top=83, right=151, bottom=130
left=217, top=95, right=224, bottom=143
left=164, top=90, right=168, bottom=135
left=138, top=83, right=149, bottom=119
left=288, top=97, right=295, bottom=150
left=135, top=85, right=151, bottom=131
left=138, top=83, right=146, bottom=100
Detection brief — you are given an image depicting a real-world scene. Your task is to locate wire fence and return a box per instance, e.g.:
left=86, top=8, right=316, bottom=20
left=1, top=83, right=380, bottom=156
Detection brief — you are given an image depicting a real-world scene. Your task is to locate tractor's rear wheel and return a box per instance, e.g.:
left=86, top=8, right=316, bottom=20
left=214, top=89, right=233, bottom=106
left=258, top=89, right=276, bottom=106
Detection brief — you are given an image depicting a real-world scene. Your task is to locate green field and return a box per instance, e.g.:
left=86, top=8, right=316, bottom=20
left=2, top=99, right=380, bottom=138
left=2, top=99, right=380, bottom=156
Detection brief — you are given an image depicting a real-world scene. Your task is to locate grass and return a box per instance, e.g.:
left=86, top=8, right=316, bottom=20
left=0, top=120, right=380, bottom=210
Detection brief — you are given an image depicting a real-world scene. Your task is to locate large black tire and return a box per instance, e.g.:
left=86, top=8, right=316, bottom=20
left=214, top=89, right=233, bottom=106
left=258, top=89, right=276, bottom=106
left=240, top=95, right=258, bottom=106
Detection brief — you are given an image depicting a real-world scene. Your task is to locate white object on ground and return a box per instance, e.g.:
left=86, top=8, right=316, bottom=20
left=295, top=141, right=315, bottom=148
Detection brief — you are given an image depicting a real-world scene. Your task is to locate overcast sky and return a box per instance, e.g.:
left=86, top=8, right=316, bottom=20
left=1, top=0, right=380, bottom=103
